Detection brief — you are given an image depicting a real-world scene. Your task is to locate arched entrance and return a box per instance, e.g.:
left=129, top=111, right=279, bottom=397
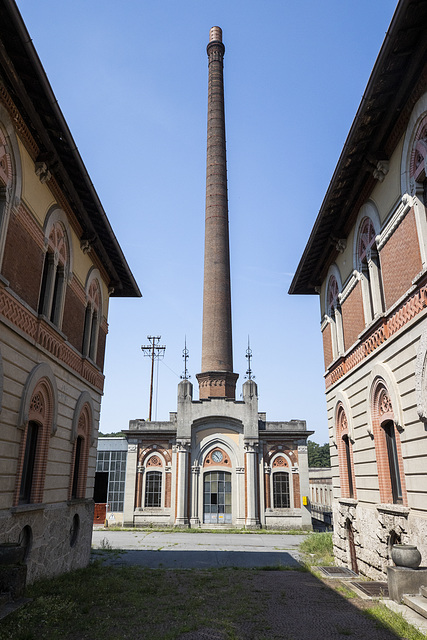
left=203, top=471, right=232, bottom=524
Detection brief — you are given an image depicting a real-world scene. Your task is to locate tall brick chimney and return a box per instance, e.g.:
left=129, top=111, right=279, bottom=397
left=196, top=27, right=238, bottom=400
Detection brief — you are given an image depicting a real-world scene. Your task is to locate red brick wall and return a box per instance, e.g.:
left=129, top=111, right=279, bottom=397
left=322, top=323, right=333, bottom=369
left=2, top=214, right=44, bottom=310
left=380, top=208, right=422, bottom=310
left=62, top=287, right=85, bottom=352
left=341, top=281, right=365, bottom=351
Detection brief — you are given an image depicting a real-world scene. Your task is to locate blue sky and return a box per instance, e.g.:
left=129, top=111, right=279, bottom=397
left=17, top=0, right=397, bottom=444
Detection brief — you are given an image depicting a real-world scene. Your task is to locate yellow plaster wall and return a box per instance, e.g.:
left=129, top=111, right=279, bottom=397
left=18, top=138, right=54, bottom=224
left=370, top=136, right=404, bottom=223
left=196, top=428, right=239, bottom=447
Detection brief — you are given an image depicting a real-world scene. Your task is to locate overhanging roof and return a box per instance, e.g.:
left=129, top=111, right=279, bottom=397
left=289, top=0, right=427, bottom=296
left=0, top=0, right=141, bottom=298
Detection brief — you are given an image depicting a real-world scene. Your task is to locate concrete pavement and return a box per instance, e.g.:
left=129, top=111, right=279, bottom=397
left=91, top=530, right=306, bottom=569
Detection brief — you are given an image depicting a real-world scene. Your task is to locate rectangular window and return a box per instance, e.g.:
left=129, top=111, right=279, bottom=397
left=71, top=436, right=83, bottom=499
left=19, top=421, right=38, bottom=503
left=343, top=435, right=354, bottom=499
left=384, top=422, right=402, bottom=504
left=145, top=471, right=162, bottom=507
left=94, top=449, right=127, bottom=510
left=273, top=472, right=290, bottom=508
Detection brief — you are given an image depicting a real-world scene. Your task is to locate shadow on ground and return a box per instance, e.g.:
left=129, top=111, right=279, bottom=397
left=92, top=548, right=301, bottom=569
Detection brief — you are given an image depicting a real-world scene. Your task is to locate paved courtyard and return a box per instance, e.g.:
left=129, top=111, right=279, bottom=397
left=91, top=530, right=306, bottom=568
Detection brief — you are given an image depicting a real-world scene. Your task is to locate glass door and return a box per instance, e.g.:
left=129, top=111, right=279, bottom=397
left=203, top=471, right=232, bottom=524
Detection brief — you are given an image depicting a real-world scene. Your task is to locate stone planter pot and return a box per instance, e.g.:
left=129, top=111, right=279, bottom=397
left=391, top=544, right=422, bottom=569
left=0, top=543, right=25, bottom=566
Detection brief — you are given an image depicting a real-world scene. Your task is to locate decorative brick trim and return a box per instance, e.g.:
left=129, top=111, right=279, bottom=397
left=0, top=283, right=104, bottom=391
left=376, top=197, right=412, bottom=251
left=0, top=84, right=39, bottom=159
left=325, top=277, right=427, bottom=388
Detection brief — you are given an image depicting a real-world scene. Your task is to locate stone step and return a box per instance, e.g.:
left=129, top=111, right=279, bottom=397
left=402, top=594, right=427, bottom=619
left=420, top=585, right=427, bottom=599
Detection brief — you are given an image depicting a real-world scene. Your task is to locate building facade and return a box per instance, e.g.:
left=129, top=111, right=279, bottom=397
left=290, top=0, right=427, bottom=578
left=123, top=381, right=311, bottom=530
left=0, top=1, right=139, bottom=583
left=119, top=27, right=312, bottom=531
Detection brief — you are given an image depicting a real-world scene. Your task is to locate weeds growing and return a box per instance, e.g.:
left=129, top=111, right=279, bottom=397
left=299, top=532, right=334, bottom=566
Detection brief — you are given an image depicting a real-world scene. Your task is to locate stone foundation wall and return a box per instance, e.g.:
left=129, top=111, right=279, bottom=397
left=0, top=500, right=93, bottom=584
left=333, top=501, right=427, bottom=579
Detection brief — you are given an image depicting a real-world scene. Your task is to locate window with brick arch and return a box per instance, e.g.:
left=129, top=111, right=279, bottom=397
left=336, top=404, right=356, bottom=499
left=357, top=217, right=384, bottom=324
left=70, top=405, right=91, bottom=500
left=15, top=383, right=52, bottom=506
left=371, top=380, right=406, bottom=505
left=327, top=274, right=344, bottom=359
left=82, top=278, right=101, bottom=362
left=38, top=221, right=69, bottom=327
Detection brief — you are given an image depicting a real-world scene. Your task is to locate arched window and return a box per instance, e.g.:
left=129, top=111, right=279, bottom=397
left=271, top=455, right=292, bottom=509
left=38, top=219, right=69, bottom=328
left=371, top=379, right=406, bottom=505
left=326, top=274, right=344, bottom=358
left=15, top=379, right=53, bottom=505
left=357, top=217, right=384, bottom=323
left=336, top=404, right=356, bottom=499
left=69, top=404, right=91, bottom=500
left=82, top=275, right=102, bottom=362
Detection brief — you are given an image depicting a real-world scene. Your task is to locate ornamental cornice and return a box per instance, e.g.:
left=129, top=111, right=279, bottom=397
left=376, top=196, right=412, bottom=251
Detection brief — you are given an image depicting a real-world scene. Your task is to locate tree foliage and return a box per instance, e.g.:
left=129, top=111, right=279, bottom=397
left=307, top=440, right=330, bottom=468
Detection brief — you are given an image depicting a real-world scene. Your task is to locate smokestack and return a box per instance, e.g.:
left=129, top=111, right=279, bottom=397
left=196, top=27, right=238, bottom=400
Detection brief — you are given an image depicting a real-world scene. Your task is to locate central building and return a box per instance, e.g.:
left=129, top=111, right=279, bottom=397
left=122, top=28, right=312, bottom=529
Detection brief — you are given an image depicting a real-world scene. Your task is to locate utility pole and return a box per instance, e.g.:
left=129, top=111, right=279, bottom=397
left=141, top=336, right=165, bottom=420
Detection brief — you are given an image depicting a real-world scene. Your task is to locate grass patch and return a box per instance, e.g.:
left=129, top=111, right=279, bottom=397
left=299, top=532, right=334, bottom=566
left=364, top=603, right=427, bottom=640
left=0, top=564, right=279, bottom=640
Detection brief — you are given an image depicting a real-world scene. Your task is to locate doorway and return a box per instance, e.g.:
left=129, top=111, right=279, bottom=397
left=203, top=471, right=232, bottom=524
